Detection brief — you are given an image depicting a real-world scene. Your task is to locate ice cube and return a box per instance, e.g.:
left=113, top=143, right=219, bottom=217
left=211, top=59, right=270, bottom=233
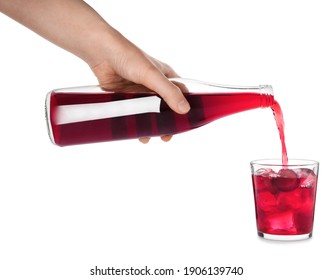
left=256, top=191, right=278, bottom=213
left=294, top=168, right=317, bottom=189
left=266, top=211, right=297, bottom=234
left=254, top=168, right=273, bottom=176
left=294, top=209, right=314, bottom=234
left=300, top=188, right=316, bottom=208
left=277, top=188, right=302, bottom=211
left=273, top=169, right=299, bottom=192
left=253, top=168, right=278, bottom=194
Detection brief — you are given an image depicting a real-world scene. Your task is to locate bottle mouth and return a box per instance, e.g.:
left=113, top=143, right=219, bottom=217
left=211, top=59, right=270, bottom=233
left=259, top=84, right=274, bottom=96
left=259, top=85, right=274, bottom=107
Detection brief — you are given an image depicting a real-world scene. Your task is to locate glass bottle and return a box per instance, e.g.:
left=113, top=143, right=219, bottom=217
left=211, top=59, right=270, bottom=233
left=45, top=78, right=274, bottom=146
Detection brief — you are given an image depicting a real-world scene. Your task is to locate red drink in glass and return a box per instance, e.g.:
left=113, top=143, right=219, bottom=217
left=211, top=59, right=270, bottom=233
left=251, top=159, right=319, bottom=241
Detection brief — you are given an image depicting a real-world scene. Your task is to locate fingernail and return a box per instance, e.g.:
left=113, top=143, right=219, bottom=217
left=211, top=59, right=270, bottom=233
left=178, top=100, right=190, bottom=113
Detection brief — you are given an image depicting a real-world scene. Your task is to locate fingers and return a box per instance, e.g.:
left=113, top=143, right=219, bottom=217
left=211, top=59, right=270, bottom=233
left=148, top=56, right=179, bottom=78
left=139, top=135, right=172, bottom=144
left=97, top=40, right=190, bottom=114
left=139, top=65, right=191, bottom=115
left=161, top=135, right=173, bottom=142
left=139, top=137, right=150, bottom=144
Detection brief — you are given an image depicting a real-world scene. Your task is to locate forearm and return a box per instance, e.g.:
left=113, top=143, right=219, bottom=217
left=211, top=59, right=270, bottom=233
left=0, top=0, right=117, bottom=67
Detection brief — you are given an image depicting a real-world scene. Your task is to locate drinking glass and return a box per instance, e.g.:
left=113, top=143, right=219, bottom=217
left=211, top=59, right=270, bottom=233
left=250, top=159, right=319, bottom=241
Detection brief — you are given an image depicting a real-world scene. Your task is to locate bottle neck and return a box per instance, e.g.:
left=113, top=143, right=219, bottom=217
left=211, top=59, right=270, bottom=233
left=169, top=78, right=274, bottom=108
left=258, top=85, right=274, bottom=108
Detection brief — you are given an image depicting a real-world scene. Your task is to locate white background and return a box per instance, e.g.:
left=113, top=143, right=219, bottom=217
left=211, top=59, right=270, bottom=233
left=1, top=0, right=331, bottom=279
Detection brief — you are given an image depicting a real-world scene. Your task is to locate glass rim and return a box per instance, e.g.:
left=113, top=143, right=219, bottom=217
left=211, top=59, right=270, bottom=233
left=250, top=158, right=319, bottom=167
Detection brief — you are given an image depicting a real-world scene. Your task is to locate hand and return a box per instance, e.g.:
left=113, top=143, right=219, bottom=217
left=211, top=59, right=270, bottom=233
left=1, top=0, right=190, bottom=143
left=90, top=35, right=191, bottom=143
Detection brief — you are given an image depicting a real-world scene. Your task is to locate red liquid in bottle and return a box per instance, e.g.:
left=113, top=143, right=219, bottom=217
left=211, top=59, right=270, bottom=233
left=46, top=90, right=274, bottom=146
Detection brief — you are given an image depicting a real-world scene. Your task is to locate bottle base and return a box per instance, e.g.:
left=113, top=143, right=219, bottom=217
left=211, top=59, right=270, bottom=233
left=258, top=231, right=312, bottom=241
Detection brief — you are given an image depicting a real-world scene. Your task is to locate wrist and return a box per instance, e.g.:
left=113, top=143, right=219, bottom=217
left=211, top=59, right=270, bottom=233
left=82, top=24, right=124, bottom=69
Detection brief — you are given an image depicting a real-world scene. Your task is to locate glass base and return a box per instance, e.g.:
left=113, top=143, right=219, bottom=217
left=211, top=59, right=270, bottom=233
left=258, top=232, right=312, bottom=241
